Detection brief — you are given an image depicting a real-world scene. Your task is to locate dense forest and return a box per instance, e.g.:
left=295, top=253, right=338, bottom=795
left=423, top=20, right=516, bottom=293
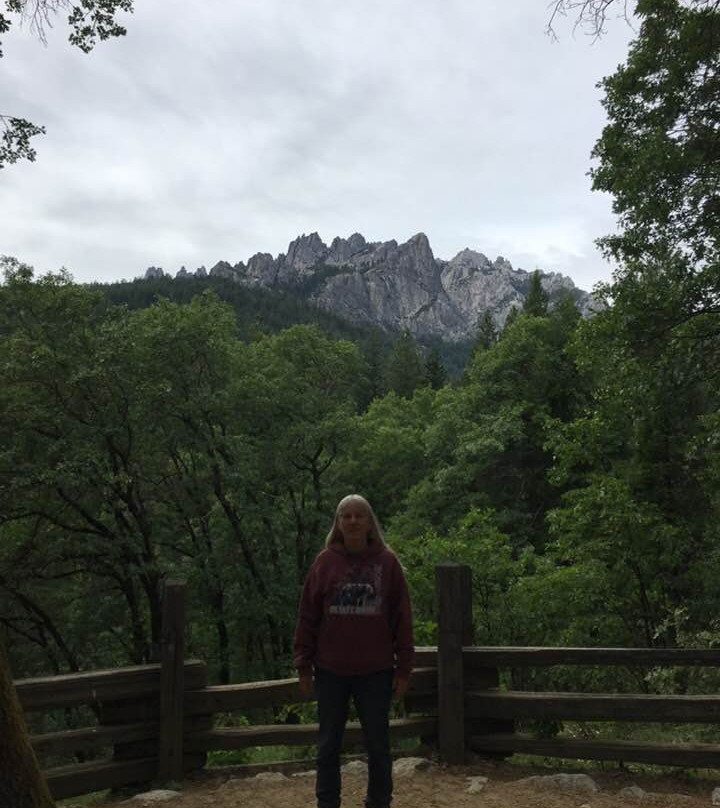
left=1, top=0, right=719, bottom=765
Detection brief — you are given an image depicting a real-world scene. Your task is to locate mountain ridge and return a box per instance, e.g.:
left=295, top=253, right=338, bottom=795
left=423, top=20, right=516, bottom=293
left=143, top=232, right=600, bottom=342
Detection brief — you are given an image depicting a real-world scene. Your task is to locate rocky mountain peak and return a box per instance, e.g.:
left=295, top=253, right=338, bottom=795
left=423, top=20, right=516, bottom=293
left=493, top=256, right=514, bottom=273
left=286, top=232, right=328, bottom=273
left=384, top=233, right=436, bottom=280
left=327, top=233, right=368, bottom=264
left=142, top=231, right=599, bottom=341
left=144, top=266, right=164, bottom=279
left=446, top=249, right=492, bottom=271
left=209, top=260, right=235, bottom=279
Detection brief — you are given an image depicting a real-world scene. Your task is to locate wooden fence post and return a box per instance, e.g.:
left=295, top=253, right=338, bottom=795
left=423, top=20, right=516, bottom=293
left=158, top=579, right=185, bottom=783
left=436, top=563, right=473, bottom=764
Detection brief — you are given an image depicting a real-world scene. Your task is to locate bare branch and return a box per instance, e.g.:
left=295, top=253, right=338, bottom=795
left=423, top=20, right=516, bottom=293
left=546, top=0, right=633, bottom=41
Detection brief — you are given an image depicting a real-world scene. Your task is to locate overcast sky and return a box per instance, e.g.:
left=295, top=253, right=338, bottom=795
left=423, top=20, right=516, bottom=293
left=0, top=0, right=634, bottom=291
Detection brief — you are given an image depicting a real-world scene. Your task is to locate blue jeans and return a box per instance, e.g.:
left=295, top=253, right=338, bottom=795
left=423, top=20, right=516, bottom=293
left=315, top=667, right=394, bottom=808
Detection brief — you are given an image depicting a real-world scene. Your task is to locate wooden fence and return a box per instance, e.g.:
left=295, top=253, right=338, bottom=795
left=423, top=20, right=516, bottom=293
left=14, top=564, right=720, bottom=799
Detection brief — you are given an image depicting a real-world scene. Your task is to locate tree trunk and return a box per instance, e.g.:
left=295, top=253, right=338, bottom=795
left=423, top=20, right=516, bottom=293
left=0, top=640, right=55, bottom=808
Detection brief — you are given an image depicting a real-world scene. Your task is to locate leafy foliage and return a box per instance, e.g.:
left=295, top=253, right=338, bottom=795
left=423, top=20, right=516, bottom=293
left=591, top=0, right=720, bottom=342
left=0, top=116, right=46, bottom=167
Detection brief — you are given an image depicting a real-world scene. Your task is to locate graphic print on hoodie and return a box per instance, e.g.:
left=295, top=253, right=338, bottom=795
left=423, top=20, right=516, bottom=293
left=329, top=564, right=383, bottom=615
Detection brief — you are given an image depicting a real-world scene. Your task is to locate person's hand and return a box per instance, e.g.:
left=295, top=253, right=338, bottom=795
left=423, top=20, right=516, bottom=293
left=298, top=670, right=314, bottom=698
left=393, top=673, right=410, bottom=698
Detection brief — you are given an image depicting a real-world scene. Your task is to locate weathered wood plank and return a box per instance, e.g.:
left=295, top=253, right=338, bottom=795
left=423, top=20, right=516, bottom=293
left=184, top=668, right=438, bottom=716
left=413, top=647, right=438, bottom=667
left=185, top=717, right=438, bottom=752
left=31, top=722, right=159, bottom=755
left=463, top=647, right=720, bottom=667
left=437, top=563, right=472, bottom=765
left=45, top=757, right=159, bottom=800
left=407, top=667, right=437, bottom=693
left=44, top=753, right=206, bottom=800
left=16, top=660, right=206, bottom=712
left=466, top=690, right=720, bottom=722
left=158, top=579, right=185, bottom=783
left=470, top=733, right=720, bottom=768
left=186, top=678, right=304, bottom=714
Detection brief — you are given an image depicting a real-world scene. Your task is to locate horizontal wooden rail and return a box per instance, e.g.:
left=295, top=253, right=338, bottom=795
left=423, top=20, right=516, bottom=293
left=185, top=716, right=437, bottom=752
left=186, top=677, right=302, bottom=714
left=463, top=647, right=720, bottom=667
left=45, top=757, right=159, bottom=800
left=184, top=667, right=438, bottom=716
left=414, top=647, right=438, bottom=667
left=16, top=660, right=207, bottom=711
left=467, top=690, right=720, bottom=723
left=31, top=721, right=159, bottom=755
left=470, top=733, right=720, bottom=768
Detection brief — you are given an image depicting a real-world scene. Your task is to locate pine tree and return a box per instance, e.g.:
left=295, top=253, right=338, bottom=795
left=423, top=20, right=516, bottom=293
left=522, top=270, right=549, bottom=317
left=473, top=310, right=498, bottom=353
left=384, top=329, right=425, bottom=398
left=503, top=305, right=520, bottom=330
left=361, top=327, right=387, bottom=404
left=424, top=346, right=447, bottom=389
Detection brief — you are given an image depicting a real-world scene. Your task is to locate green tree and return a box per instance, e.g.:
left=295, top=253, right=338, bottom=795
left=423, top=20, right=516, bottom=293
left=393, top=307, right=586, bottom=550
left=395, top=508, right=523, bottom=646
left=424, top=346, right=447, bottom=389
left=359, top=326, right=387, bottom=405
left=541, top=0, right=720, bottom=653
left=0, top=265, right=369, bottom=683
left=591, top=0, right=720, bottom=336
left=522, top=270, right=549, bottom=317
left=384, top=329, right=425, bottom=398
left=336, top=387, right=437, bottom=522
left=503, top=305, right=519, bottom=330
left=472, top=310, right=498, bottom=353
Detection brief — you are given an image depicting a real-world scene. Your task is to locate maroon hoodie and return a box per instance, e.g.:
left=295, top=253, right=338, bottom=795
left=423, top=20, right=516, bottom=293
left=293, top=541, right=414, bottom=677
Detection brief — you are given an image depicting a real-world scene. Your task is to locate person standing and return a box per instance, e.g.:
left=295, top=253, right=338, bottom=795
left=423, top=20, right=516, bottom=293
left=293, top=494, right=414, bottom=808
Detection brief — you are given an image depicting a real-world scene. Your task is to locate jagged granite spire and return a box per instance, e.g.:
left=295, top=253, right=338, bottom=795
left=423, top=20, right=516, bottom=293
left=143, top=232, right=599, bottom=341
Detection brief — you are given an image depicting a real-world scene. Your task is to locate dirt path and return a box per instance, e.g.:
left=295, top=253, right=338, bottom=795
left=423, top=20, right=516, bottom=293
left=91, top=759, right=720, bottom=808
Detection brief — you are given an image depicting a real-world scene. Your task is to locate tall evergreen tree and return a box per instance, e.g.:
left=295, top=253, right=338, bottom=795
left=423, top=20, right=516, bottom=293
left=473, top=310, right=498, bottom=353
left=503, top=305, right=520, bottom=330
left=424, top=346, right=447, bottom=390
left=384, top=329, right=425, bottom=399
left=522, top=270, right=549, bottom=317
left=360, top=327, right=388, bottom=405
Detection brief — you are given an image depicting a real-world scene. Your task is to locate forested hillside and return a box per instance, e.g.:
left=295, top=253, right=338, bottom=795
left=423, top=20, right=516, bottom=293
left=92, top=274, right=474, bottom=381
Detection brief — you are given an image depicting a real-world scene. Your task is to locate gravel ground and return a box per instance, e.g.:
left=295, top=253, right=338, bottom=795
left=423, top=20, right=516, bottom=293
left=81, top=758, right=720, bottom=808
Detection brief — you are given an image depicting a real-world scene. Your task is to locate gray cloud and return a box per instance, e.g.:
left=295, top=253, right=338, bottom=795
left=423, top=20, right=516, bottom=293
left=0, top=0, right=632, bottom=289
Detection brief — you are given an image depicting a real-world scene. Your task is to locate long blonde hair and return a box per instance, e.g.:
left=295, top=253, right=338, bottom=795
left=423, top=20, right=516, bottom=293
left=325, top=494, right=386, bottom=548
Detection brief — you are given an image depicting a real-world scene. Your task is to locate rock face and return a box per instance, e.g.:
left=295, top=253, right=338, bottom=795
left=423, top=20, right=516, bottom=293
left=143, top=232, right=600, bottom=342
